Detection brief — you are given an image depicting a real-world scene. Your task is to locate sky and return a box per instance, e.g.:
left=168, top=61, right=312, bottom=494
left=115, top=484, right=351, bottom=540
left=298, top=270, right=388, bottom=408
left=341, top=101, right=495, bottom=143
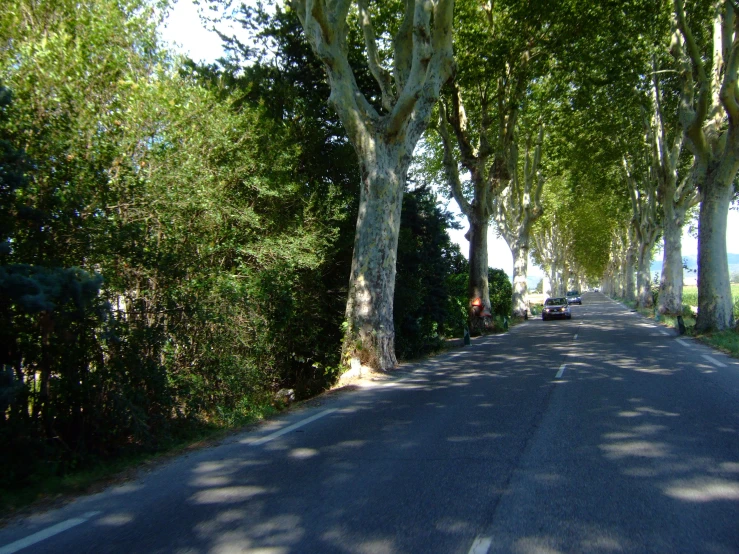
left=161, top=0, right=739, bottom=283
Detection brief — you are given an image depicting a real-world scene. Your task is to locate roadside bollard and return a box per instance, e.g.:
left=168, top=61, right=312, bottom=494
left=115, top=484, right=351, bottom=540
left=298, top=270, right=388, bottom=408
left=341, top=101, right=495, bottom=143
left=677, top=315, right=686, bottom=335
left=463, top=327, right=471, bottom=345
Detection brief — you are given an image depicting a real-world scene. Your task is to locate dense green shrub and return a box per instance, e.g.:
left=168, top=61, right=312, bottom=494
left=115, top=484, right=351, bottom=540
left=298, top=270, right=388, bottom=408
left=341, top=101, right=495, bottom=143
left=0, top=0, right=353, bottom=488
left=394, top=187, right=461, bottom=359
left=489, top=268, right=514, bottom=318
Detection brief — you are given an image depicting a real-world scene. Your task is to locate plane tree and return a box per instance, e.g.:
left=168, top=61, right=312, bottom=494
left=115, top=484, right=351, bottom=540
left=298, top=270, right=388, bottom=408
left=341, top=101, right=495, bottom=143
left=649, top=27, right=699, bottom=316
left=287, top=0, right=455, bottom=371
left=431, top=0, right=554, bottom=326
left=673, top=0, right=739, bottom=331
left=623, top=148, right=662, bottom=309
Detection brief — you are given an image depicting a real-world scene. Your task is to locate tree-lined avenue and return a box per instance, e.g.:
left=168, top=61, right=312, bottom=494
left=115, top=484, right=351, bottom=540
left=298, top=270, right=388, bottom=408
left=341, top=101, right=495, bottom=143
left=0, top=292, right=736, bottom=553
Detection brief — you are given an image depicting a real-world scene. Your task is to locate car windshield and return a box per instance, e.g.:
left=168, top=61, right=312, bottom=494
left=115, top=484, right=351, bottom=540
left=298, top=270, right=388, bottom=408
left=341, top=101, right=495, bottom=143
left=545, top=298, right=567, bottom=306
left=566, top=291, right=579, bottom=297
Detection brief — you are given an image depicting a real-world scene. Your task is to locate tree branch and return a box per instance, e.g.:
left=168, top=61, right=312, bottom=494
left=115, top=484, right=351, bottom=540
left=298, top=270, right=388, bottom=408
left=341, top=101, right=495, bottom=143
left=448, top=81, right=477, bottom=167
left=720, top=3, right=739, bottom=123
left=392, top=0, right=415, bottom=93
left=386, top=0, right=433, bottom=137
left=674, top=0, right=711, bottom=130
left=357, top=0, right=395, bottom=112
left=438, top=101, right=472, bottom=217
left=387, top=0, right=455, bottom=139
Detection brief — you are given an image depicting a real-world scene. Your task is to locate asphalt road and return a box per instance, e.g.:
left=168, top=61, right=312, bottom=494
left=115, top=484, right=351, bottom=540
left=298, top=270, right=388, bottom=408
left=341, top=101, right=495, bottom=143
left=1, top=292, right=738, bottom=554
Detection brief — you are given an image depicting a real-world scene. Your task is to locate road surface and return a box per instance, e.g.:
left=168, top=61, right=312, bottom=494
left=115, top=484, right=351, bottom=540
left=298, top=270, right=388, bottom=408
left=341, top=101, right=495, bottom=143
left=1, top=292, right=737, bottom=553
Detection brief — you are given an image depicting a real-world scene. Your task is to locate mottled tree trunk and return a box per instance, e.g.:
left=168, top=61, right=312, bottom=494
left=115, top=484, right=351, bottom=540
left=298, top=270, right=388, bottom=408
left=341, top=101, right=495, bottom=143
left=695, top=169, right=735, bottom=331
left=546, top=267, right=557, bottom=297
left=658, top=203, right=686, bottom=315
left=293, top=0, right=454, bottom=371
left=636, top=241, right=654, bottom=308
left=343, top=146, right=408, bottom=371
left=623, top=242, right=637, bottom=302
left=511, top=240, right=529, bottom=316
left=672, top=0, right=739, bottom=332
left=561, top=265, right=570, bottom=298
left=467, top=217, right=491, bottom=333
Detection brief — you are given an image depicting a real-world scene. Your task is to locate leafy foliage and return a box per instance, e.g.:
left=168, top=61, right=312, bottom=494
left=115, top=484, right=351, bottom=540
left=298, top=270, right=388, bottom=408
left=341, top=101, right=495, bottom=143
left=394, top=187, right=461, bottom=358
left=0, top=0, right=469, bottom=493
left=488, top=268, right=513, bottom=318
left=0, top=0, right=347, bottom=488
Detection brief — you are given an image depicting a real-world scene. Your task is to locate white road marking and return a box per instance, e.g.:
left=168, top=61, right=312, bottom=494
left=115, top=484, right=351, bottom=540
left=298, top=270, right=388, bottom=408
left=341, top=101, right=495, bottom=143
left=556, top=364, right=567, bottom=379
left=574, top=334, right=578, bottom=340
left=660, top=331, right=670, bottom=336
left=0, top=511, right=101, bottom=554
left=702, top=355, right=727, bottom=368
left=468, top=535, right=492, bottom=554
left=676, top=339, right=690, bottom=348
left=249, top=409, right=337, bottom=446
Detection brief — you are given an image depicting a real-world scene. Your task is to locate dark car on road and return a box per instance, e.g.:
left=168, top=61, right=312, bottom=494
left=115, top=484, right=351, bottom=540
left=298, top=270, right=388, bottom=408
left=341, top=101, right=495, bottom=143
left=566, top=290, right=582, bottom=305
left=542, top=297, right=572, bottom=320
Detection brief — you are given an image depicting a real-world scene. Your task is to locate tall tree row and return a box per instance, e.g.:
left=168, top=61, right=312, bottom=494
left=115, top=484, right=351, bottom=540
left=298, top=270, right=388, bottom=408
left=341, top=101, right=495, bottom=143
left=0, top=0, right=468, bottom=489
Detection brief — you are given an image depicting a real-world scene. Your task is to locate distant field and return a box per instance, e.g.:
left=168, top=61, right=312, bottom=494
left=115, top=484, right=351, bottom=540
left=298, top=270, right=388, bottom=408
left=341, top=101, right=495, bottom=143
left=682, top=284, right=739, bottom=308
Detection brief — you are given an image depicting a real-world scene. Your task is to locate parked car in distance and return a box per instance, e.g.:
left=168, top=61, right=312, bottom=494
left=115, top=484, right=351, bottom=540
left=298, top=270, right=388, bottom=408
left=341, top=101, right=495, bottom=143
left=566, top=290, right=582, bottom=305
left=542, top=297, right=571, bottom=320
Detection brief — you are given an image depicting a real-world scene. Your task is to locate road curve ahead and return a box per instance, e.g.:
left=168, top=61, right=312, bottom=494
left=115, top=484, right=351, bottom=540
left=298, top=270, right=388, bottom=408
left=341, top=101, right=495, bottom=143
left=1, top=292, right=737, bottom=554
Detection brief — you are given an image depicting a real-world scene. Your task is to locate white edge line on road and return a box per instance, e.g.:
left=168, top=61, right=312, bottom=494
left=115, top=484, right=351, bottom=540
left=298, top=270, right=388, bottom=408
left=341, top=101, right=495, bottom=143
left=0, top=511, right=102, bottom=554
left=556, top=364, right=567, bottom=379
left=702, top=354, right=727, bottom=368
left=676, top=339, right=690, bottom=348
left=468, top=535, right=493, bottom=554
left=249, top=409, right=337, bottom=446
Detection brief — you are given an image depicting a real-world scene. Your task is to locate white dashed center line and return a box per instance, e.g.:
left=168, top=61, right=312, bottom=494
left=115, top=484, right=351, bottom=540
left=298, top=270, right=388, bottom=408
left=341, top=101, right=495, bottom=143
left=0, top=511, right=101, bottom=554
left=468, top=535, right=492, bottom=554
left=556, top=364, right=567, bottom=379
left=249, top=409, right=337, bottom=446
left=676, top=339, right=690, bottom=348
left=702, top=354, right=727, bottom=368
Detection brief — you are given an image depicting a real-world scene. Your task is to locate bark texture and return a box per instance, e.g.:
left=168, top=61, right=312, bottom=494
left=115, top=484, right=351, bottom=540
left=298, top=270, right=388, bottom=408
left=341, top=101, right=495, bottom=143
left=465, top=217, right=491, bottom=333
left=652, top=38, right=696, bottom=315
left=532, top=218, right=569, bottom=298
left=696, top=168, right=736, bottom=330
left=659, top=198, right=692, bottom=315
left=291, top=0, right=455, bottom=370
left=624, top=157, right=661, bottom=309
left=674, top=0, right=738, bottom=331
left=495, top=126, right=545, bottom=317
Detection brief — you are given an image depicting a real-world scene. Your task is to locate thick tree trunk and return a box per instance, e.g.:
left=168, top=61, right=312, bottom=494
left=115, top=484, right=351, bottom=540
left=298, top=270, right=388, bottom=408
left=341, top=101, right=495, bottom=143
left=695, top=170, right=735, bottom=332
left=546, top=267, right=557, bottom=297
left=511, top=241, right=529, bottom=317
left=636, top=241, right=654, bottom=308
left=561, top=265, right=570, bottom=297
left=467, top=217, right=491, bottom=333
left=623, top=245, right=637, bottom=302
left=658, top=203, right=686, bottom=315
left=343, top=147, right=408, bottom=371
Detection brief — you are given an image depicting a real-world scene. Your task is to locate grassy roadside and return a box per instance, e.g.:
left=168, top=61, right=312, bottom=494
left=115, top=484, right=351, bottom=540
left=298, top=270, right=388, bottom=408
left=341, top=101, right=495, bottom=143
left=615, top=290, right=739, bottom=359
left=0, top=412, right=282, bottom=521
